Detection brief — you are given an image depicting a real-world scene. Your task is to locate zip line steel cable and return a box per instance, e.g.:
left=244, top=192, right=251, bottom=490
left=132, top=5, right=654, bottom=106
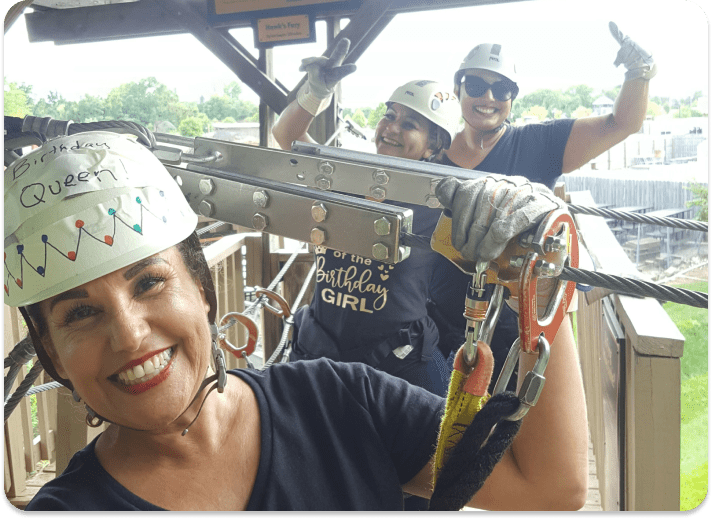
left=400, top=232, right=708, bottom=309
left=567, top=205, right=708, bottom=232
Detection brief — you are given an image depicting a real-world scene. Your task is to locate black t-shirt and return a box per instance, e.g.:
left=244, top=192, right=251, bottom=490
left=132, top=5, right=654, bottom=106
left=310, top=201, right=441, bottom=350
left=25, top=360, right=444, bottom=511
left=440, top=119, right=576, bottom=190
left=430, top=118, right=576, bottom=388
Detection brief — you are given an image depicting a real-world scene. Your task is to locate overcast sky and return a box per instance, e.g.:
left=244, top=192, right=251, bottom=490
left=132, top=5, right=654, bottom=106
left=2, top=0, right=709, bottom=110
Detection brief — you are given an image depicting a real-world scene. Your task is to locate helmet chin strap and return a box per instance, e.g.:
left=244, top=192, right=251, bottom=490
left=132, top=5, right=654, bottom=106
left=180, top=324, right=227, bottom=436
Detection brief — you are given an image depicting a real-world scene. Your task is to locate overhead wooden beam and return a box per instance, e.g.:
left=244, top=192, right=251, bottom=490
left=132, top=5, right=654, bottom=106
left=156, top=0, right=290, bottom=114
left=24, top=1, right=530, bottom=45
left=287, top=0, right=396, bottom=105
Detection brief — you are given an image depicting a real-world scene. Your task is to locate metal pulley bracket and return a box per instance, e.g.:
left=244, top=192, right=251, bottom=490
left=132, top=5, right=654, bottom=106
left=186, top=137, right=480, bottom=207
left=165, top=163, right=412, bottom=264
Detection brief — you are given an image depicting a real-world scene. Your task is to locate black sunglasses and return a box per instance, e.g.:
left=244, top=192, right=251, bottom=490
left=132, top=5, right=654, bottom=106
left=461, top=75, right=518, bottom=102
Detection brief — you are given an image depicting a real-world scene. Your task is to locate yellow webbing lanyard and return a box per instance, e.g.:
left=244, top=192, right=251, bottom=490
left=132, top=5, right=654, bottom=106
left=433, top=340, right=495, bottom=486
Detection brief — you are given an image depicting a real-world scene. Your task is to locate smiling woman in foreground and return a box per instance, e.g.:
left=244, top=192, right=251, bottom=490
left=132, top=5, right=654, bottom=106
left=6, top=131, right=588, bottom=511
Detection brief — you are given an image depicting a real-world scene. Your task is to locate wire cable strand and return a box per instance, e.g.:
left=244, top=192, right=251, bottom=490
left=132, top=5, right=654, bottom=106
left=568, top=204, right=707, bottom=232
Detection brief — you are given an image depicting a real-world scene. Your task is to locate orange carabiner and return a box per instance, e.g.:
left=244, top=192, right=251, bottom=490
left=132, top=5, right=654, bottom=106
left=255, top=288, right=292, bottom=318
left=518, top=209, right=579, bottom=353
left=218, top=312, right=258, bottom=358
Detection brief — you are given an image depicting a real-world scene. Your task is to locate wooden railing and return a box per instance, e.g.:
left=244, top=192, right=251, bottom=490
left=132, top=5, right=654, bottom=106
left=571, top=190, right=684, bottom=511
left=4, top=228, right=314, bottom=508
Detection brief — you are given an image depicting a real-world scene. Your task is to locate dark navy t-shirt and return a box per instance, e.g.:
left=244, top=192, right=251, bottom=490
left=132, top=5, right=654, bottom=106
left=440, top=119, right=576, bottom=190
left=430, top=118, right=576, bottom=388
left=307, top=201, right=443, bottom=354
left=25, top=360, right=444, bottom=511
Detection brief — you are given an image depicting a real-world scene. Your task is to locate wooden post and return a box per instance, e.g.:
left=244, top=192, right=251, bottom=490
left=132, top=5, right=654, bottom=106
left=571, top=190, right=683, bottom=511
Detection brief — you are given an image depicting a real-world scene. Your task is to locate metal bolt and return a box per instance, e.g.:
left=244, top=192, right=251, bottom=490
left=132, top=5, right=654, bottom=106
left=198, top=200, right=215, bottom=217
left=372, top=242, right=390, bottom=261
left=374, top=217, right=391, bottom=236
left=199, top=178, right=216, bottom=195
left=310, top=227, right=326, bottom=245
left=519, top=233, right=535, bottom=248
left=425, top=195, right=441, bottom=208
left=252, top=213, right=268, bottom=231
left=535, top=260, right=557, bottom=277
left=253, top=190, right=269, bottom=208
left=318, top=161, right=335, bottom=175
left=544, top=236, right=566, bottom=253
left=311, top=203, right=328, bottom=222
left=370, top=186, right=386, bottom=201
left=509, top=255, right=525, bottom=269
left=372, top=170, right=390, bottom=185
left=315, top=176, right=332, bottom=191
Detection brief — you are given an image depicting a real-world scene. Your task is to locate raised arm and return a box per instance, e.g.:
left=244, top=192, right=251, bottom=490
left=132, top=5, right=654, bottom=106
left=562, top=21, right=657, bottom=173
left=272, top=38, right=356, bottom=150
left=404, top=175, right=589, bottom=510
left=272, top=100, right=318, bottom=150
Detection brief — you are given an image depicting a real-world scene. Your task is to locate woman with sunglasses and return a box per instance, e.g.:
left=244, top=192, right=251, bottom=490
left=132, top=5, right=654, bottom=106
left=427, top=22, right=655, bottom=419
left=439, top=22, right=656, bottom=190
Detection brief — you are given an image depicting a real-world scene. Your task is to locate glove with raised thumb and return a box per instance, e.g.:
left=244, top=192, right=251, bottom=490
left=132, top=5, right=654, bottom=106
left=609, top=21, right=657, bottom=81
left=297, top=38, right=358, bottom=116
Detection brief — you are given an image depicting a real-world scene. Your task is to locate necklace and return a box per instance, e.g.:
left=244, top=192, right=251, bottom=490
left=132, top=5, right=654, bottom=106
left=480, top=125, right=505, bottom=150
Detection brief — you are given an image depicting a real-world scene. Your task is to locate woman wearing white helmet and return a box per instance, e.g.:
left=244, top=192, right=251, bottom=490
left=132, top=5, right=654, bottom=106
left=272, top=38, right=467, bottom=406
left=9, top=130, right=587, bottom=510
left=429, top=23, right=656, bottom=417
left=440, top=23, right=656, bottom=190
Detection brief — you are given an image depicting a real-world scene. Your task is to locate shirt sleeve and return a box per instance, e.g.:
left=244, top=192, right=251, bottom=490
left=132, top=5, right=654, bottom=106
left=324, top=359, right=446, bottom=484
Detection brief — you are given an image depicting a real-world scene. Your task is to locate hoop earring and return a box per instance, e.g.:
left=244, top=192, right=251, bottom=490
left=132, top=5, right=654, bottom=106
left=85, top=405, right=104, bottom=428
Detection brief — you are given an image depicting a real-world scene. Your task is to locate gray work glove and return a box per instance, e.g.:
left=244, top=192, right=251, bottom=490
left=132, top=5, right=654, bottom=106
left=435, top=175, right=564, bottom=263
left=297, top=38, right=357, bottom=116
left=609, top=21, right=657, bottom=81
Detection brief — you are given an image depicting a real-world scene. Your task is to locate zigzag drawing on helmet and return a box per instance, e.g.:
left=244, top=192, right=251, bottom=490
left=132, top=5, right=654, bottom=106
left=4, top=191, right=169, bottom=299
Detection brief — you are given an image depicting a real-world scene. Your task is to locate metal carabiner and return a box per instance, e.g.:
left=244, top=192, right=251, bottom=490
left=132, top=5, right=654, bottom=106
left=492, top=335, right=550, bottom=421
left=255, top=288, right=292, bottom=318
left=218, top=312, right=259, bottom=358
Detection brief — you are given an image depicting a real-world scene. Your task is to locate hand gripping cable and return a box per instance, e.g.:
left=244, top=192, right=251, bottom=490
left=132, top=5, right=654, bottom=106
left=429, top=209, right=577, bottom=509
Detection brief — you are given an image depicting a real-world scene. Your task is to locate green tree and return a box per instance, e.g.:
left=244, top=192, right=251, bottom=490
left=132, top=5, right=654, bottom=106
left=4, top=79, right=32, bottom=117
left=523, top=105, right=548, bottom=121
left=367, top=102, right=387, bottom=128
left=686, top=182, right=708, bottom=222
left=166, top=101, right=199, bottom=128
left=572, top=106, right=592, bottom=119
left=647, top=101, right=664, bottom=118
left=63, top=94, right=106, bottom=122
left=351, top=109, right=367, bottom=128
left=104, top=77, right=179, bottom=128
left=224, top=81, right=243, bottom=101
left=178, top=114, right=212, bottom=137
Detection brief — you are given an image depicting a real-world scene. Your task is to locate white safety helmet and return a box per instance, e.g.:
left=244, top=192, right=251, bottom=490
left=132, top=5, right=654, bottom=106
left=454, top=43, right=519, bottom=99
left=386, top=80, right=460, bottom=149
left=4, top=131, right=198, bottom=308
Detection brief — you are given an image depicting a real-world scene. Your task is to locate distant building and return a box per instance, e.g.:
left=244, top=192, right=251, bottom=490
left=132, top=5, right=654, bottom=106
left=592, top=95, right=614, bottom=116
